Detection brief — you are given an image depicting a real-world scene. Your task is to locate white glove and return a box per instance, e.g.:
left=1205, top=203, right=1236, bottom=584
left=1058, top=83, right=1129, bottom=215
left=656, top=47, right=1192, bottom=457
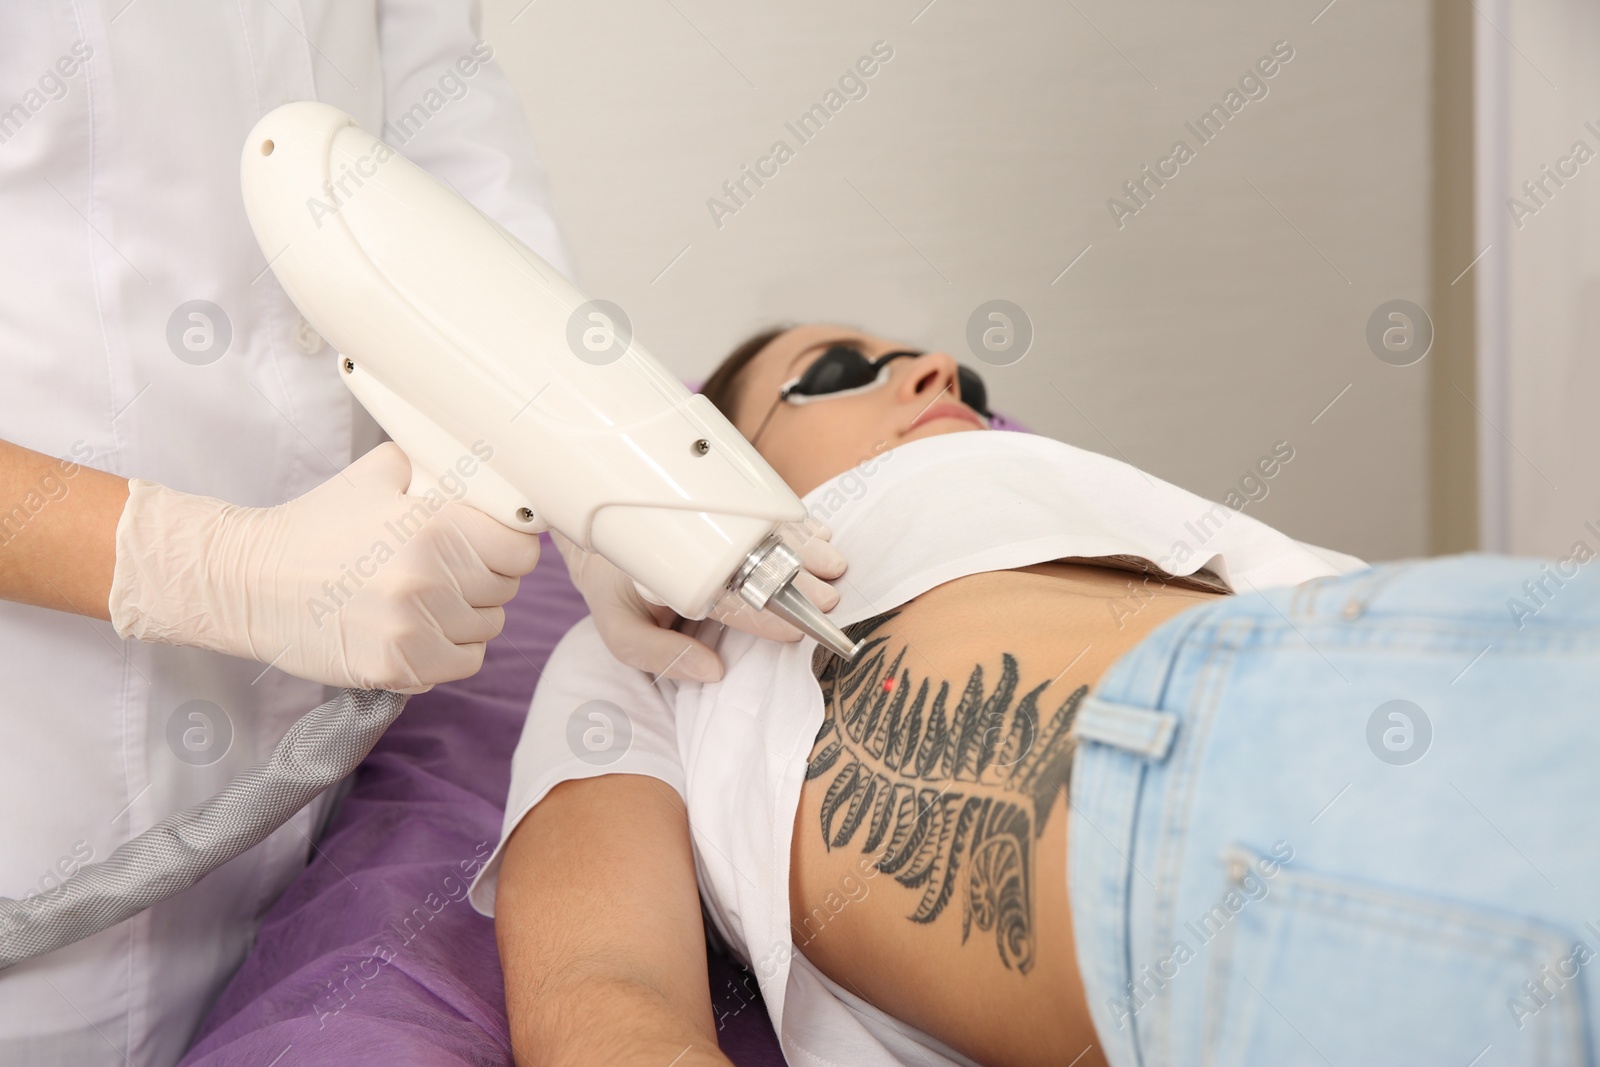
left=554, top=523, right=846, bottom=683
left=108, top=442, right=541, bottom=693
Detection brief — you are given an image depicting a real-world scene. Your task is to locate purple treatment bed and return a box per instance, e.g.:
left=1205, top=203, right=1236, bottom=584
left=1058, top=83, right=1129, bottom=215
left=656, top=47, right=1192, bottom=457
left=177, top=532, right=786, bottom=1067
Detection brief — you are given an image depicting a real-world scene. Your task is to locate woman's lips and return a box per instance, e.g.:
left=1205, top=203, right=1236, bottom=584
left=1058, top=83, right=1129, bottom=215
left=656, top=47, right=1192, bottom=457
left=908, top=402, right=985, bottom=432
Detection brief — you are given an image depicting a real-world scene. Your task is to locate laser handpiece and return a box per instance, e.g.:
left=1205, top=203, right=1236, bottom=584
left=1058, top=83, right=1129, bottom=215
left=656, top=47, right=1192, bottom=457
left=239, top=102, right=861, bottom=661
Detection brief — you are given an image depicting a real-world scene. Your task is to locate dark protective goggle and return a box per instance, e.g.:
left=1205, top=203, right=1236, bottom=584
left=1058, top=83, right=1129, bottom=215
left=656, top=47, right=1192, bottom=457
left=777, top=345, right=992, bottom=418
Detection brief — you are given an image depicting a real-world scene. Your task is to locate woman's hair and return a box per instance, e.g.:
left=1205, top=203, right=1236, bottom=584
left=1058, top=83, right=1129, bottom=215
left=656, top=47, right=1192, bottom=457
left=697, top=326, right=789, bottom=424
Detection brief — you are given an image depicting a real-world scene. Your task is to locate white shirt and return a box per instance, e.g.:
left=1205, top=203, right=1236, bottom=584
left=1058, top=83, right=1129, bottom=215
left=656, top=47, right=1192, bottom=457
left=471, top=431, right=1367, bottom=1067
left=0, top=5, right=567, bottom=1064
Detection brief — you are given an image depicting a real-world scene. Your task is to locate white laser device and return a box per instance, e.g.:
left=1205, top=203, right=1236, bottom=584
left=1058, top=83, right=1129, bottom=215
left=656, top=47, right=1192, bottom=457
left=238, top=102, right=859, bottom=661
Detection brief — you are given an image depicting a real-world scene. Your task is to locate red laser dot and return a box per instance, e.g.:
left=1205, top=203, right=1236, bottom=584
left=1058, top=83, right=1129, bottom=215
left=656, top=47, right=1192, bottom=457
left=883, top=677, right=896, bottom=692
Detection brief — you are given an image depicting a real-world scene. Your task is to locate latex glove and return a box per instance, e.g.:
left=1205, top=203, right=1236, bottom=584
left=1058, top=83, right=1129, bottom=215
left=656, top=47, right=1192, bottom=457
left=108, top=442, right=541, bottom=693
left=554, top=523, right=846, bottom=683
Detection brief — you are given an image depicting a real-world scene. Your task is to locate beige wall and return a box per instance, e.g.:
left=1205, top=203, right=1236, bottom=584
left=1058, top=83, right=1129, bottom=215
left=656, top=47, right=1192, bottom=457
left=483, top=0, right=1434, bottom=563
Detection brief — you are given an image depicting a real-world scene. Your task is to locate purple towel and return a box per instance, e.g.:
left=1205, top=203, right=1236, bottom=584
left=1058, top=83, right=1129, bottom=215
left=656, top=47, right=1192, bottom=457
left=179, top=533, right=785, bottom=1066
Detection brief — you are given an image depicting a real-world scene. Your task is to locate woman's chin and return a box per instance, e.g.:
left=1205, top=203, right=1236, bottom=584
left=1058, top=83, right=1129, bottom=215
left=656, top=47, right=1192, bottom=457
left=900, top=419, right=986, bottom=445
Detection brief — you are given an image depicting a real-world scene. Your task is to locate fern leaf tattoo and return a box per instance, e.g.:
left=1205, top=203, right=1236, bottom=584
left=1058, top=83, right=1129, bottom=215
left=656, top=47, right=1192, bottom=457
left=807, top=612, right=1085, bottom=973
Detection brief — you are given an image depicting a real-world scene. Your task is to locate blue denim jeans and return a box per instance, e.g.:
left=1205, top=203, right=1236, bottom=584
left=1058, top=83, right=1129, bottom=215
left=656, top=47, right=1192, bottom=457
left=1069, top=554, right=1600, bottom=1067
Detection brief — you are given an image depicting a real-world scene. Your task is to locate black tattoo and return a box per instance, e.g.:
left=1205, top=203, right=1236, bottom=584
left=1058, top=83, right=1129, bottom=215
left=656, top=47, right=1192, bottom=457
left=806, top=612, right=1085, bottom=973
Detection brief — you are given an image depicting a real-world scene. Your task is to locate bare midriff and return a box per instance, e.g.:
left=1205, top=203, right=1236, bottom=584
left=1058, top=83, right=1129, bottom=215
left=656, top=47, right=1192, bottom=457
left=789, top=560, right=1228, bottom=1067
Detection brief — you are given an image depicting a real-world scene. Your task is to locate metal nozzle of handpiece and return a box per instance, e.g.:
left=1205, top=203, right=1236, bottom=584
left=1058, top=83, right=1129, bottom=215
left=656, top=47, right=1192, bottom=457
left=765, top=582, right=864, bottom=662
left=732, top=535, right=864, bottom=662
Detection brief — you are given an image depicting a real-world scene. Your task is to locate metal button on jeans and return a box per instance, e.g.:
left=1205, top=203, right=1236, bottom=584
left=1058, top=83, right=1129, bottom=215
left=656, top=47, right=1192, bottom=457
left=292, top=315, right=325, bottom=356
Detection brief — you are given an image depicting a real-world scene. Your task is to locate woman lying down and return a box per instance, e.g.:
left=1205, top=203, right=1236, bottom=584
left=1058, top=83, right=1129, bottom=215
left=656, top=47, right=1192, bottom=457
left=468, top=325, right=1600, bottom=1067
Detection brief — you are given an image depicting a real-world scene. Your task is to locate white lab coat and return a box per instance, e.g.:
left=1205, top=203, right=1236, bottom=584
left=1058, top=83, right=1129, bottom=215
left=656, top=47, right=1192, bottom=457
left=0, top=3, right=569, bottom=1063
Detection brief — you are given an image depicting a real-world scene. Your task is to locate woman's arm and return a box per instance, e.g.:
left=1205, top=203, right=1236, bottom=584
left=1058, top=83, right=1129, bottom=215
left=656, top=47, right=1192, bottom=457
left=495, top=773, right=733, bottom=1067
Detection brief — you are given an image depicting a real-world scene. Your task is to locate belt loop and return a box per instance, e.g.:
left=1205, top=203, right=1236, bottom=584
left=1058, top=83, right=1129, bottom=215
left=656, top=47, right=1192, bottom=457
left=1073, top=694, right=1179, bottom=761
left=1323, top=560, right=1409, bottom=623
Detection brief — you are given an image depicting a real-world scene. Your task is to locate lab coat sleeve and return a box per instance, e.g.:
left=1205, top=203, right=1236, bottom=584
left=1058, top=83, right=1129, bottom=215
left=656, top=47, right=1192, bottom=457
left=377, top=0, right=574, bottom=279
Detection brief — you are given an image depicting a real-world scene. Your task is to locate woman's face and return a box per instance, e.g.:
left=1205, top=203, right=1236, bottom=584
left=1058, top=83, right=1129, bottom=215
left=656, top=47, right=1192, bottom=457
left=730, top=325, right=988, bottom=497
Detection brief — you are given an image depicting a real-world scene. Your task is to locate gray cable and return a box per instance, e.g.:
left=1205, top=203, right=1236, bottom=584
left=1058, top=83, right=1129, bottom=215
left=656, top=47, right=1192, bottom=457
left=0, top=687, right=407, bottom=972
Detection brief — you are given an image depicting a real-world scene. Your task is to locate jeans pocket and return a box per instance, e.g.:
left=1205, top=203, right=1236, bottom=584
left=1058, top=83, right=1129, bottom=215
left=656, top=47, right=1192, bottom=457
left=1201, top=844, right=1591, bottom=1067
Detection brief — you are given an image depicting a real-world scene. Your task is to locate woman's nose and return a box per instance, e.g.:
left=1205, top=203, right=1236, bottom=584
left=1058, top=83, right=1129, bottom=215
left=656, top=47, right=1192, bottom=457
left=896, top=351, right=961, bottom=404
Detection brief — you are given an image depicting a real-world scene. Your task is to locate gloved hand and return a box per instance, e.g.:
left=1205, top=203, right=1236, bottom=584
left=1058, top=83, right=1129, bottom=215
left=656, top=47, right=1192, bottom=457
left=554, top=522, right=846, bottom=683
left=108, top=443, right=541, bottom=693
